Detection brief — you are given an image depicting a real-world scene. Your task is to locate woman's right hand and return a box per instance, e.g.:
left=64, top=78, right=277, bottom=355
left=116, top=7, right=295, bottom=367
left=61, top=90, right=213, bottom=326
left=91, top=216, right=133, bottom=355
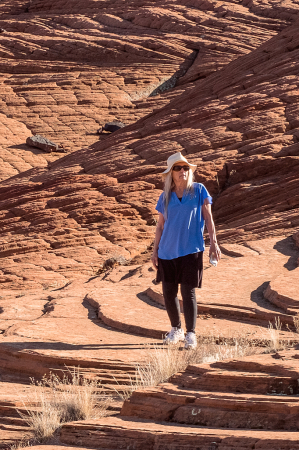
left=151, top=251, right=158, bottom=270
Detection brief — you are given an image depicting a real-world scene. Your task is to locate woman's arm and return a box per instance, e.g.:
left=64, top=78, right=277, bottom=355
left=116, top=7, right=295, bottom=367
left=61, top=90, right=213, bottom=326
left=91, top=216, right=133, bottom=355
left=202, top=198, right=221, bottom=261
left=151, top=212, right=165, bottom=270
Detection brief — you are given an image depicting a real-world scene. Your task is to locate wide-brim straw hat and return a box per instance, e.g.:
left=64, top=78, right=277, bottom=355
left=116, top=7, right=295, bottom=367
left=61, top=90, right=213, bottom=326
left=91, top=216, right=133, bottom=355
left=162, top=152, right=197, bottom=174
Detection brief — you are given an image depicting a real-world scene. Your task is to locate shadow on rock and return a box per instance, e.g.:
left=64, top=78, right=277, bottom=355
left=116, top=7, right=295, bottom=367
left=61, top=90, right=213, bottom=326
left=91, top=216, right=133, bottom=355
left=273, top=236, right=299, bottom=271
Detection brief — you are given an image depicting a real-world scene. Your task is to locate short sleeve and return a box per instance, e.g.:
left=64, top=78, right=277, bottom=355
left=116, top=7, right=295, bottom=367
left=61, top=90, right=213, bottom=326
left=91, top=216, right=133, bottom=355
left=156, top=193, right=165, bottom=215
left=201, top=184, right=213, bottom=204
left=194, top=183, right=212, bottom=206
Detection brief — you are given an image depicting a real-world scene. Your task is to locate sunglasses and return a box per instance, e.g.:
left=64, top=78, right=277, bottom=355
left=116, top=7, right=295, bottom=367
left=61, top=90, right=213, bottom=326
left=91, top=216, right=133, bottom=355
left=172, top=165, right=190, bottom=172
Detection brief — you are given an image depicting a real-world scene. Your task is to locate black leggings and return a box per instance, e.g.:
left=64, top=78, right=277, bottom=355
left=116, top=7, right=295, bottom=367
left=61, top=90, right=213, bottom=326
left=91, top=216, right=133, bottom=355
left=162, top=282, right=197, bottom=333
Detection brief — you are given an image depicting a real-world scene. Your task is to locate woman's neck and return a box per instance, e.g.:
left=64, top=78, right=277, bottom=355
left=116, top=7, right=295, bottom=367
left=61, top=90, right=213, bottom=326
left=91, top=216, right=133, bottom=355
left=173, top=181, right=187, bottom=196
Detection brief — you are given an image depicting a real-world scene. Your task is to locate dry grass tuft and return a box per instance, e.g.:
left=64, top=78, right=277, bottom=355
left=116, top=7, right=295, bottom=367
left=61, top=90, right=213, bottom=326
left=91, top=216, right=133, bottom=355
left=115, top=335, right=257, bottom=399
left=10, top=439, right=33, bottom=450
left=19, top=368, right=110, bottom=443
left=293, top=314, right=299, bottom=334
left=265, top=317, right=289, bottom=353
left=98, top=255, right=128, bottom=273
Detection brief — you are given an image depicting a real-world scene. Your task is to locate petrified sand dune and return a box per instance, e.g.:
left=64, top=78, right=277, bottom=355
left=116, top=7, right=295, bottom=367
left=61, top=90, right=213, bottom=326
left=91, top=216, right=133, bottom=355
left=1, top=19, right=299, bottom=290
left=1, top=0, right=299, bottom=182
left=1, top=1, right=299, bottom=448
left=1, top=238, right=299, bottom=446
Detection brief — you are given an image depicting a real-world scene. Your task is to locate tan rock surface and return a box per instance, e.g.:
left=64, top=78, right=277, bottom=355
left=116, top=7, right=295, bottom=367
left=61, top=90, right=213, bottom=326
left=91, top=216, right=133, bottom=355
left=85, top=238, right=299, bottom=344
left=1, top=238, right=298, bottom=367
left=264, top=270, right=299, bottom=314
left=0, top=234, right=298, bottom=447
left=149, top=236, right=299, bottom=326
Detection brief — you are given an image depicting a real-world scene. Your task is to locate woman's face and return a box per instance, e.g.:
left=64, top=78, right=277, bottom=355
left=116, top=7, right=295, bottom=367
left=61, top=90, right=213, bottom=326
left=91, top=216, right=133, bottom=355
left=172, top=162, right=190, bottom=184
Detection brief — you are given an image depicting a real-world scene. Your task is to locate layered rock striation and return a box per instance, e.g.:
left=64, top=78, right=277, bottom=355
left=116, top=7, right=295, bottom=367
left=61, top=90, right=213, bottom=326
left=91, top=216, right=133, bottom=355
left=1, top=2, right=299, bottom=448
left=1, top=20, right=299, bottom=289
left=59, top=349, right=299, bottom=449
left=0, top=0, right=299, bottom=181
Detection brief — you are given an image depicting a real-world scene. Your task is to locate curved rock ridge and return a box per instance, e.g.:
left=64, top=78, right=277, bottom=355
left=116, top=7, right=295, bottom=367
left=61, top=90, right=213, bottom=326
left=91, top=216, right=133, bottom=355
left=0, top=237, right=298, bottom=384
left=59, top=347, right=299, bottom=447
left=1, top=235, right=299, bottom=446
left=84, top=237, right=299, bottom=342
left=0, top=0, right=299, bottom=182
left=0, top=20, right=299, bottom=287
left=264, top=270, right=299, bottom=314
left=60, top=417, right=299, bottom=449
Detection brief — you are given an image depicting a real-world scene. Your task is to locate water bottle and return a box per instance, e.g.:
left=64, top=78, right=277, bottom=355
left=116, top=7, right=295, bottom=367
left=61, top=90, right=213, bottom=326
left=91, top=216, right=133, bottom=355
left=209, top=253, right=218, bottom=267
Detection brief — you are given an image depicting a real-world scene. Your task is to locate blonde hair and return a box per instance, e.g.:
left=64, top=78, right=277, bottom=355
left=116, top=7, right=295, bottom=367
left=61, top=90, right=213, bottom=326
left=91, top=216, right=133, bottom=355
left=163, top=167, right=194, bottom=219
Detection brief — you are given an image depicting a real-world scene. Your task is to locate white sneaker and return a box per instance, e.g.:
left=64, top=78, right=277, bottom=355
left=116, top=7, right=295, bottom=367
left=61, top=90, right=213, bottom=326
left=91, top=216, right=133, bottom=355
left=163, top=327, right=185, bottom=344
left=184, top=332, right=197, bottom=349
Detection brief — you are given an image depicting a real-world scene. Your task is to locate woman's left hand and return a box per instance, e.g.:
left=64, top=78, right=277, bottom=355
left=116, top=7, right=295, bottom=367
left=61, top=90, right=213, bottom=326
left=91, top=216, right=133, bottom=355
left=209, top=242, right=221, bottom=261
left=151, top=250, right=159, bottom=270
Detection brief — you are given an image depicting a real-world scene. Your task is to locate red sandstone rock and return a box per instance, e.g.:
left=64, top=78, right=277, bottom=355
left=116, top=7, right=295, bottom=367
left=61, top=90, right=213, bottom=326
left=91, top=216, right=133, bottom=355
left=59, top=415, right=299, bottom=449
left=121, top=350, right=299, bottom=429
left=0, top=0, right=298, bottom=183
left=1, top=2, right=299, bottom=449
left=22, top=448, right=90, bottom=450
left=1, top=21, right=299, bottom=288
left=0, top=236, right=298, bottom=447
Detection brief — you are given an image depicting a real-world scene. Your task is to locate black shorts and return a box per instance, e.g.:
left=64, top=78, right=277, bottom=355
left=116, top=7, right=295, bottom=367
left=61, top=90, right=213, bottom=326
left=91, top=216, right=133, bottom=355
left=156, top=252, right=203, bottom=288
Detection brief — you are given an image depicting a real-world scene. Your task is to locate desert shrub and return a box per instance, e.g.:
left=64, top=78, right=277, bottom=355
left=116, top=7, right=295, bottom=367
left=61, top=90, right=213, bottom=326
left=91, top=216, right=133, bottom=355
left=19, top=368, right=110, bottom=443
left=293, top=314, right=299, bottom=334
left=10, top=439, right=35, bottom=450
left=264, top=317, right=292, bottom=353
left=98, top=255, right=128, bottom=274
left=115, top=336, right=257, bottom=399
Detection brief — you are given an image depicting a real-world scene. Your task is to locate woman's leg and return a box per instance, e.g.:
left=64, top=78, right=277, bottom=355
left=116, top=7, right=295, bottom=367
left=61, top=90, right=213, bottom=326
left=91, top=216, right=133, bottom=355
left=180, top=284, right=197, bottom=333
left=162, top=281, right=181, bottom=329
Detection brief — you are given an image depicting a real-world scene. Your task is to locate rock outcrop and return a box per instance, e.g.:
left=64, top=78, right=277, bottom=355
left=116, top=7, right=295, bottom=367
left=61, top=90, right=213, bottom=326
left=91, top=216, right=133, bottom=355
left=102, top=121, right=126, bottom=133
left=1, top=20, right=299, bottom=289
left=1, top=1, right=299, bottom=449
left=59, top=349, right=299, bottom=449
left=1, top=0, right=299, bottom=182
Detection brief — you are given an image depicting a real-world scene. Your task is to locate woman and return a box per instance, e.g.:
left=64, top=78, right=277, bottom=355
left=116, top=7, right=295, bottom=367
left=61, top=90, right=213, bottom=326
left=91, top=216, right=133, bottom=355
left=151, top=152, right=221, bottom=349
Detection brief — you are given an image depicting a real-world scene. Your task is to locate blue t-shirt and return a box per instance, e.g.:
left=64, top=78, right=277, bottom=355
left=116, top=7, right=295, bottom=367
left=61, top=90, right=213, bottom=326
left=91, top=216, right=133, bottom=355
left=155, top=183, right=212, bottom=260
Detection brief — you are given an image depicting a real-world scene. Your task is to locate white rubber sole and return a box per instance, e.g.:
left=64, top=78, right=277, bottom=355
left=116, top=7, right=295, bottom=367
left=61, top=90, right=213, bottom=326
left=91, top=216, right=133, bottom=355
left=184, top=342, right=197, bottom=350
left=163, top=331, right=185, bottom=345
